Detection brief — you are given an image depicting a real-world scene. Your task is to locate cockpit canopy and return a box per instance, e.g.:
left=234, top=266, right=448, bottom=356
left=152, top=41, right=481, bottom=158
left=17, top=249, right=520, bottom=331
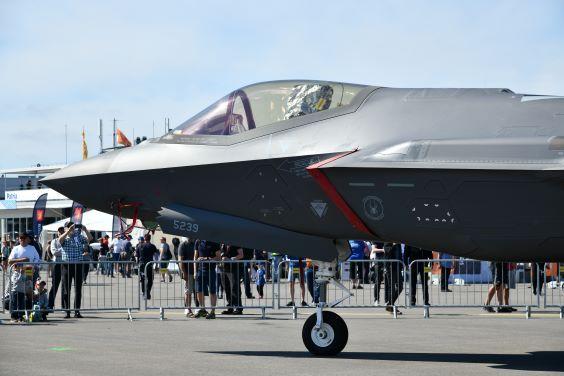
left=172, top=80, right=367, bottom=136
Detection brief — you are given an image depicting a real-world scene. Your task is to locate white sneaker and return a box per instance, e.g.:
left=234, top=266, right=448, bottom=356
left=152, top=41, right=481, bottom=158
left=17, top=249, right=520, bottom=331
left=373, top=300, right=379, bottom=306
left=184, top=308, right=190, bottom=315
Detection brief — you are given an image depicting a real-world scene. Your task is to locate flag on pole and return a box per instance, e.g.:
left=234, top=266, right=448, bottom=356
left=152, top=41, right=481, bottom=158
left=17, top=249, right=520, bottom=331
left=32, top=193, right=48, bottom=237
left=82, top=127, right=88, bottom=160
left=116, top=128, right=132, bottom=147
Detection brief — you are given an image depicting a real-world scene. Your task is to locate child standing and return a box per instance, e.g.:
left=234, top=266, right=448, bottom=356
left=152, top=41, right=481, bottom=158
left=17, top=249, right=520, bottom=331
left=256, top=264, right=266, bottom=299
left=32, top=279, right=48, bottom=321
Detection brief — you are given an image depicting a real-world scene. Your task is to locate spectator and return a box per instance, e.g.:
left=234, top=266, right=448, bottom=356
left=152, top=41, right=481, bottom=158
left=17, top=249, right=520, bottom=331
left=256, top=263, right=266, bottom=298
left=531, top=262, right=545, bottom=296
left=32, top=279, right=48, bottom=321
left=439, top=252, right=454, bottom=292
left=383, top=243, right=404, bottom=314
left=286, top=256, right=307, bottom=307
left=171, top=237, right=180, bottom=260
left=370, top=242, right=385, bottom=306
left=97, top=236, right=110, bottom=275
left=483, top=262, right=516, bottom=313
left=26, top=179, right=32, bottom=189
left=8, top=232, right=40, bottom=322
left=348, top=240, right=368, bottom=289
left=221, top=244, right=244, bottom=315
left=405, top=246, right=433, bottom=306
left=109, top=234, right=124, bottom=277
left=1, top=239, right=11, bottom=271
left=134, top=236, right=144, bottom=262
left=48, top=227, right=65, bottom=311
left=58, top=222, right=92, bottom=318
left=254, top=250, right=269, bottom=280
left=30, top=236, right=43, bottom=260
left=120, top=235, right=133, bottom=278
left=138, top=234, right=158, bottom=300
left=242, top=247, right=255, bottom=299
left=178, top=237, right=197, bottom=317
left=304, top=258, right=319, bottom=304
left=194, top=239, right=221, bottom=319
left=271, top=251, right=281, bottom=282
left=159, top=237, right=173, bottom=282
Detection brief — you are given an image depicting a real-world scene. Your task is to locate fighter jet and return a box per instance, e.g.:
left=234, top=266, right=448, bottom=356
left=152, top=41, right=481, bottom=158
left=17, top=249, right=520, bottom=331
left=43, top=80, right=564, bottom=355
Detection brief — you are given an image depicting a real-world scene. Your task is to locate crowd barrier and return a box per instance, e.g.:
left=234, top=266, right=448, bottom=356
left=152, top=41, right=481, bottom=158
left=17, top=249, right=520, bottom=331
left=1, top=266, right=5, bottom=314
left=1, top=258, right=563, bottom=322
left=277, top=259, right=408, bottom=318
left=143, top=260, right=274, bottom=319
left=543, top=262, right=564, bottom=318
left=409, top=259, right=542, bottom=318
left=4, top=261, right=139, bottom=321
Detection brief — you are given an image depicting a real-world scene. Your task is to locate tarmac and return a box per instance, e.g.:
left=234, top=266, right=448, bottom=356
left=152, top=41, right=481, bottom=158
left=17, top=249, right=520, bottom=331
left=1, top=307, right=563, bottom=376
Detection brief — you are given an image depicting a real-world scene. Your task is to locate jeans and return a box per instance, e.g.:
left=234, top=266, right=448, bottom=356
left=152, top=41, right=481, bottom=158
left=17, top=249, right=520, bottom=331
left=305, top=268, right=319, bottom=303
left=10, top=292, right=28, bottom=320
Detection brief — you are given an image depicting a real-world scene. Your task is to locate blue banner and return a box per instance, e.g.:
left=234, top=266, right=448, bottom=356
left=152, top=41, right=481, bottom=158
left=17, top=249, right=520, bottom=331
left=32, top=193, right=48, bottom=237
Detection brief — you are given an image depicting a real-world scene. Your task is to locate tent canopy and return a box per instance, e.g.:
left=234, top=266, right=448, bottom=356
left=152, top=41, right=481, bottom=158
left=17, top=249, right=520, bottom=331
left=40, top=210, right=146, bottom=246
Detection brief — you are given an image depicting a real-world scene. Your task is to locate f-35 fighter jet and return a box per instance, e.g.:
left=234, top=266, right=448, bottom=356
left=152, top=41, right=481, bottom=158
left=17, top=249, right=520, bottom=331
left=43, top=80, right=564, bottom=355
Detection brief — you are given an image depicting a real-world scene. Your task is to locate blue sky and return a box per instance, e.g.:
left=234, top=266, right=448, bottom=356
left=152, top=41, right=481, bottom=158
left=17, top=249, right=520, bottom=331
left=1, top=1, right=563, bottom=169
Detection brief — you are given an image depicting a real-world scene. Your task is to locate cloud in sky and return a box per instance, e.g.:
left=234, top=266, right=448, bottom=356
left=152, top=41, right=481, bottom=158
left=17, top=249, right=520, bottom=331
left=1, top=0, right=563, bottom=168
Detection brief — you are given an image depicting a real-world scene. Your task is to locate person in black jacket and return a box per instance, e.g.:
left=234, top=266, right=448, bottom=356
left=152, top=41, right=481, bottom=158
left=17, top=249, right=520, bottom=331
left=383, top=243, right=405, bottom=314
left=138, top=234, right=159, bottom=300
left=404, top=246, right=433, bottom=306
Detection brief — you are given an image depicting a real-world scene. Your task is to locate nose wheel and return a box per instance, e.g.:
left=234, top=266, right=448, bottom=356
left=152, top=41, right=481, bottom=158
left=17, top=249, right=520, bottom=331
left=301, top=258, right=352, bottom=356
left=302, top=311, right=348, bottom=356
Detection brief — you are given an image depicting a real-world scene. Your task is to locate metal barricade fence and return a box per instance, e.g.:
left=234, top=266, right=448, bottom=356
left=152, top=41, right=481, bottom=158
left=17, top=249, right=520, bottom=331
left=409, top=259, right=541, bottom=317
left=277, top=259, right=408, bottom=318
left=543, top=262, right=564, bottom=317
left=143, top=260, right=274, bottom=318
left=1, top=265, right=5, bottom=314
left=6, top=261, right=139, bottom=321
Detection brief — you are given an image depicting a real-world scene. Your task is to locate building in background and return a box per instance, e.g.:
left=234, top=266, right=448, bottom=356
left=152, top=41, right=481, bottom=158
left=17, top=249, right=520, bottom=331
left=0, top=165, right=70, bottom=240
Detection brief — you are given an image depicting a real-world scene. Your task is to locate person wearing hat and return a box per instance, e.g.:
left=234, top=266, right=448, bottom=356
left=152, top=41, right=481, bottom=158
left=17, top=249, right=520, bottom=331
left=7, top=232, right=40, bottom=322
left=8, top=232, right=40, bottom=267
left=58, top=222, right=92, bottom=318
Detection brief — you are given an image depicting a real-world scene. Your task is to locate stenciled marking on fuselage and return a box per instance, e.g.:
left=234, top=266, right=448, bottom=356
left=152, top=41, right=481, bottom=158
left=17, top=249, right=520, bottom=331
left=277, top=156, right=321, bottom=178
left=310, top=200, right=328, bottom=218
left=387, top=183, right=415, bottom=188
left=172, top=219, right=199, bottom=233
left=362, top=196, right=384, bottom=221
left=348, top=182, right=375, bottom=187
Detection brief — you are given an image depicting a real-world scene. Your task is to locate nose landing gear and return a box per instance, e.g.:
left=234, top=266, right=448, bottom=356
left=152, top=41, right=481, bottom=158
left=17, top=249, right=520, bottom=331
left=303, top=311, right=348, bottom=356
left=302, top=260, right=351, bottom=356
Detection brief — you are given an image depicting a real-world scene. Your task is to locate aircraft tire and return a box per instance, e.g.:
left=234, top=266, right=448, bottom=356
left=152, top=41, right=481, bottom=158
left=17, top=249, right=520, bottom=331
left=302, top=311, right=348, bottom=356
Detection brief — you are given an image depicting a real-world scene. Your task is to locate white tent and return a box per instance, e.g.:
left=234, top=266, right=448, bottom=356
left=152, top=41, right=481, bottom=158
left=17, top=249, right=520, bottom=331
left=40, top=210, right=146, bottom=246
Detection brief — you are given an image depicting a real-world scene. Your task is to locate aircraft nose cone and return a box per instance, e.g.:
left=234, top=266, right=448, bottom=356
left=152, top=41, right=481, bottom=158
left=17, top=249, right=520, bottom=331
left=41, top=152, right=116, bottom=206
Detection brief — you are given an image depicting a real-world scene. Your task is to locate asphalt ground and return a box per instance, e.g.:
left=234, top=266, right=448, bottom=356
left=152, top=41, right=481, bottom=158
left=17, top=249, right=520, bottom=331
left=1, top=307, right=563, bottom=376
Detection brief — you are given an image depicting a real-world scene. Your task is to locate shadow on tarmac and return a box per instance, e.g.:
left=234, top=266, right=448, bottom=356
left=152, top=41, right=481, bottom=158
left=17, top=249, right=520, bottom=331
left=202, top=350, right=564, bottom=372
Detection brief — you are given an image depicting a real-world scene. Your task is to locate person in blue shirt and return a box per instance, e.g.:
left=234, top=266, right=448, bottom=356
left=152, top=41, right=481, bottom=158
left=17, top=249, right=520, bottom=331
left=348, top=240, right=369, bottom=289
left=255, top=264, right=266, bottom=298
left=439, top=252, right=454, bottom=292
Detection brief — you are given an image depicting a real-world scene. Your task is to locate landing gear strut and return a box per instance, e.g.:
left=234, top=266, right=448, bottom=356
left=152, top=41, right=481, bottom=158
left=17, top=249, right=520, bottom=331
left=302, top=260, right=351, bottom=356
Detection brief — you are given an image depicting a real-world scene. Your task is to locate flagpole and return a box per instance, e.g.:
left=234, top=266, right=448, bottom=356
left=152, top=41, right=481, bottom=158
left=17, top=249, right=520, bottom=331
left=113, top=118, right=116, bottom=149
left=99, top=119, right=103, bottom=154
left=65, top=124, right=68, bottom=164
